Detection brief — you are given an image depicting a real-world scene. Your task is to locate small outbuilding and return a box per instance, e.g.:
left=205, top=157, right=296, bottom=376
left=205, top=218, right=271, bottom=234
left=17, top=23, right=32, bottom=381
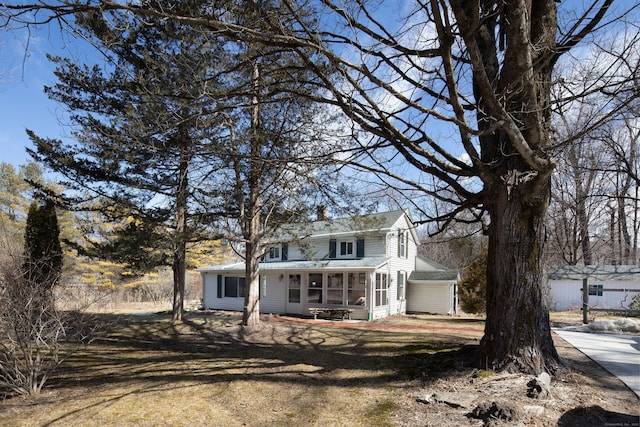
left=547, top=265, right=640, bottom=311
left=407, top=256, right=459, bottom=315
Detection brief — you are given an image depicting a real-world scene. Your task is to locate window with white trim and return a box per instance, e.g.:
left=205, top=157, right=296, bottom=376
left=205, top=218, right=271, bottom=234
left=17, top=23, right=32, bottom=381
left=327, top=272, right=344, bottom=305
left=375, top=272, right=388, bottom=307
left=348, top=272, right=366, bottom=306
left=268, top=246, right=281, bottom=261
left=338, top=240, right=354, bottom=258
left=589, top=284, right=604, bottom=296
left=308, top=273, right=323, bottom=303
left=224, top=276, right=246, bottom=298
left=397, top=271, right=406, bottom=300
left=398, top=230, right=407, bottom=258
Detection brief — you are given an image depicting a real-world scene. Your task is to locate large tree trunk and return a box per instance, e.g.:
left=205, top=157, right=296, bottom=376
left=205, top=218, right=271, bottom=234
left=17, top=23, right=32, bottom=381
left=448, top=0, right=564, bottom=374
left=242, top=53, right=262, bottom=328
left=172, top=242, right=186, bottom=323
left=243, top=225, right=261, bottom=327
left=171, top=139, right=189, bottom=323
left=480, top=182, right=563, bottom=374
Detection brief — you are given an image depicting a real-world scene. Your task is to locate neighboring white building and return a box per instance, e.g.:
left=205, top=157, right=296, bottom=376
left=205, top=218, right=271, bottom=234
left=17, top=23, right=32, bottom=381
left=548, top=265, right=640, bottom=311
left=198, top=210, right=458, bottom=320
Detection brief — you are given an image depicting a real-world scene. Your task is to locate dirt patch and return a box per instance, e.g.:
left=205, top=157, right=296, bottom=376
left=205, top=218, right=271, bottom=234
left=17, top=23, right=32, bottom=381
left=0, top=309, right=637, bottom=426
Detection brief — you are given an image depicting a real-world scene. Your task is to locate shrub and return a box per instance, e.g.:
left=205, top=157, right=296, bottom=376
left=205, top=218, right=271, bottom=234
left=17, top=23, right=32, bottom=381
left=458, top=247, right=487, bottom=314
left=0, top=223, right=93, bottom=398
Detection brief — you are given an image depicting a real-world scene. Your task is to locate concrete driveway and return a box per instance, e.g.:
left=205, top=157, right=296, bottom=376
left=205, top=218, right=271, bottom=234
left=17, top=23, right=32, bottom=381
left=554, top=330, right=640, bottom=399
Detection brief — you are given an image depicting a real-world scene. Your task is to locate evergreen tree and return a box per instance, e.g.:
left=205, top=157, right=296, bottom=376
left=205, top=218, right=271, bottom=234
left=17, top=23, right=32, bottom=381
left=23, top=199, right=63, bottom=289
left=217, top=0, right=345, bottom=327
left=27, top=0, right=345, bottom=325
left=27, top=2, right=228, bottom=322
left=458, top=247, right=487, bottom=315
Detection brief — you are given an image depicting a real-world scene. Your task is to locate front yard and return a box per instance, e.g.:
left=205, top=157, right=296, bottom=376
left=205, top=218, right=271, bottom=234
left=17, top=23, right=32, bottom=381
left=0, top=310, right=637, bottom=426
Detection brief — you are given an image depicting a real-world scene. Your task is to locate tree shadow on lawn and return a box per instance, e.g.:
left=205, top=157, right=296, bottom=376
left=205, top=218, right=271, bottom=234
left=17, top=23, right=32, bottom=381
left=558, top=406, right=640, bottom=427
left=49, top=311, right=480, bottom=393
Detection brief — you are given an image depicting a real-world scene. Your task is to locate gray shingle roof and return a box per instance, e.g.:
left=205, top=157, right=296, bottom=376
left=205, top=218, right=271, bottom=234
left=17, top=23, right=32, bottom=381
left=276, top=210, right=407, bottom=239
left=197, top=257, right=391, bottom=273
left=548, top=265, right=640, bottom=281
left=416, top=255, right=455, bottom=271
left=409, top=270, right=459, bottom=281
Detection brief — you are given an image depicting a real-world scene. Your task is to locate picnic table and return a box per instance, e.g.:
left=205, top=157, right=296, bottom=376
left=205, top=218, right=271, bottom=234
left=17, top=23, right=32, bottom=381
left=308, top=307, right=354, bottom=320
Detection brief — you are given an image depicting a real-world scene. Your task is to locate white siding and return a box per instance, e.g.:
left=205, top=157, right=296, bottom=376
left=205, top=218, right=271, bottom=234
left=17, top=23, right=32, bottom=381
left=201, top=273, right=245, bottom=311
left=281, top=234, right=388, bottom=261
left=360, top=233, right=387, bottom=257
left=549, top=281, right=583, bottom=311
left=202, top=272, right=217, bottom=308
left=407, top=282, right=454, bottom=315
left=260, top=275, right=286, bottom=313
left=383, top=214, right=417, bottom=316
left=550, top=280, right=640, bottom=311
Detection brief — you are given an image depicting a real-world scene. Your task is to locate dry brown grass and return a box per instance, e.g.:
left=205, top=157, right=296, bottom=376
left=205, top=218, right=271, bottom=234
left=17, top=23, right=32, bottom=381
left=0, top=310, right=637, bottom=427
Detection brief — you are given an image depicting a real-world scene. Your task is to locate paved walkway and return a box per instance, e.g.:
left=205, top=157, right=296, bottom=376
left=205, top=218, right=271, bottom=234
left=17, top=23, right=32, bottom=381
left=554, top=330, right=640, bottom=399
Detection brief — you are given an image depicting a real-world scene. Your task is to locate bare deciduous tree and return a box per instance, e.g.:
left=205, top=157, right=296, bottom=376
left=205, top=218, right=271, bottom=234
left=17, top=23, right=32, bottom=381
left=2, top=0, right=638, bottom=373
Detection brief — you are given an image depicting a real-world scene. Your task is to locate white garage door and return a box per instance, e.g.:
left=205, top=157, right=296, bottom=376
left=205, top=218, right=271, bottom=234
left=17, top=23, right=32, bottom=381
left=407, top=282, right=451, bottom=314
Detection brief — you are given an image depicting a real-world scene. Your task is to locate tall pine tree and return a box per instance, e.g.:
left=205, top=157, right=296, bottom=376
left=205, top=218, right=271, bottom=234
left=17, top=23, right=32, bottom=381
left=28, top=2, right=228, bottom=322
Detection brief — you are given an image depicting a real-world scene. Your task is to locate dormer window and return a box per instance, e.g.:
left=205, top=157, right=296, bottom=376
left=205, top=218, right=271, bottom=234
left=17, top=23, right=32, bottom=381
left=265, top=243, right=288, bottom=262
left=339, top=240, right=354, bottom=257
left=329, top=238, right=364, bottom=259
left=268, top=246, right=281, bottom=260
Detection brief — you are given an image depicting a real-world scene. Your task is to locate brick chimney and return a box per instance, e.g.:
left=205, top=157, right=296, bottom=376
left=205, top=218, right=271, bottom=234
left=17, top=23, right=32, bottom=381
left=317, top=205, right=328, bottom=221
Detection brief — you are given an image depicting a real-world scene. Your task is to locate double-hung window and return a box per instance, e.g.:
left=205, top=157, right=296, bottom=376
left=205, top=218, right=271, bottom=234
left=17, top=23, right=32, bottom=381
left=339, top=240, right=354, bottom=257
left=224, top=276, right=246, bottom=298
left=589, top=284, right=604, bottom=296
left=268, top=246, right=280, bottom=261
left=375, top=272, right=388, bottom=307
left=397, top=271, right=406, bottom=300
left=330, top=239, right=364, bottom=259
left=398, top=230, right=407, bottom=258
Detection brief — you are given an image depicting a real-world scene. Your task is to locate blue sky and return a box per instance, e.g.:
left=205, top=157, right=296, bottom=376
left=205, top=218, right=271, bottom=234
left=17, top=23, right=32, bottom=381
left=1, top=1, right=636, bottom=171
left=0, top=24, right=90, bottom=168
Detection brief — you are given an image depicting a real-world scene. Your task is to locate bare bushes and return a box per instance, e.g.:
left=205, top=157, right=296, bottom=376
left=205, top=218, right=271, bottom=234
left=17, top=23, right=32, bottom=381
left=0, top=237, right=92, bottom=398
left=56, top=268, right=202, bottom=312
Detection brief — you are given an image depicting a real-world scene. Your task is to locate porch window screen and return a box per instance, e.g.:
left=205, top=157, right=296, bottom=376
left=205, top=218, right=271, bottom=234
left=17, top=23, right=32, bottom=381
left=348, top=272, right=366, bottom=305
left=327, top=273, right=344, bottom=305
left=308, top=273, right=323, bottom=303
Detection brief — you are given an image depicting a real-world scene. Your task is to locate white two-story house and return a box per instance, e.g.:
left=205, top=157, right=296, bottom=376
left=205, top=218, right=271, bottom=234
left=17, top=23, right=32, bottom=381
left=198, top=209, right=458, bottom=320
